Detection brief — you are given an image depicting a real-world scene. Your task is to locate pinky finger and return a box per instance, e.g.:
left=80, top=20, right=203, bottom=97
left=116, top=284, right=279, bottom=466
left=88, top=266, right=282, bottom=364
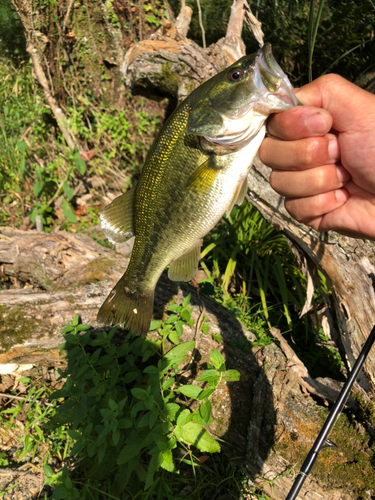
left=284, top=188, right=349, bottom=224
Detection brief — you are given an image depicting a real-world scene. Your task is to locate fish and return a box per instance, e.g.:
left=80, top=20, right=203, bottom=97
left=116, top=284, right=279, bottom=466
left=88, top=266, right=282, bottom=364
left=97, top=43, right=298, bottom=336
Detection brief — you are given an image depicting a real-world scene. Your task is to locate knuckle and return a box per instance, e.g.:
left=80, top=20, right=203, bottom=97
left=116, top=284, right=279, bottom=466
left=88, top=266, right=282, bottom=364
left=284, top=199, right=306, bottom=222
left=298, top=138, right=318, bottom=167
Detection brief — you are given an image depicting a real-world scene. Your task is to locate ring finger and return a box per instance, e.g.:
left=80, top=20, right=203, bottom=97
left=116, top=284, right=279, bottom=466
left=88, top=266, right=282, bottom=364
left=270, top=164, right=350, bottom=198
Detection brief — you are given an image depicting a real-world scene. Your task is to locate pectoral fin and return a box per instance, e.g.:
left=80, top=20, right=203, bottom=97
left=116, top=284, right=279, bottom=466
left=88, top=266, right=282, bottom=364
left=187, top=99, right=224, bottom=136
left=168, top=243, right=202, bottom=282
left=226, top=176, right=248, bottom=217
left=187, top=156, right=221, bottom=193
left=100, top=188, right=135, bottom=244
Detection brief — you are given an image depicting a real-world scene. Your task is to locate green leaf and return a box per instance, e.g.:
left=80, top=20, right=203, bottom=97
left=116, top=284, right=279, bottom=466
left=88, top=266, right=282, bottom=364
left=144, top=365, right=158, bottom=374
left=87, top=442, right=97, bottom=457
left=175, top=321, right=184, bottom=336
left=16, top=139, right=26, bottom=154
left=62, top=199, right=77, bottom=223
left=197, top=370, right=220, bottom=383
left=144, top=396, right=154, bottom=411
left=168, top=330, right=179, bottom=345
left=51, top=485, right=69, bottom=499
left=167, top=304, right=179, bottom=312
left=33, top=180, right=44, bottom=198
left=162, top=377, right=174, bottom=391
left=131, top=387, right=148, bottom=400
left=165, top=314, right=179, bottom=324
left=138, top=412, right=150, bottom=428
left=67, top=430, right=82, bottom=440
left=90, top=349, right=101, bottom=364
left=108, top=399, right=118, bottom=411
left=43, top=464, right=53, bottom=478
left=19, top=158, right=26, bottom=177
left=118, top=418, right=133, bottom=429
left=149, top=406, right=159, bottom=428
left=175, top=421, right=220, bottom=453
left=149, top=320, right=161, bottom=331
left=201, top=323, right=210, bottom=334
left=175, top=385, right=202, bottom=399
left=117, top=441, right=143, bottom=465
left=222, top=369, right=240, bottom=382
left=210, top=349, right=224, bottom=369
left=163, top=403, right=179, bottom=420
left=74, top=154, right=87, bottom=175
left=197, top=387, right=215, bottom=401
left=164, top=341, right=194, bottom=360
left=212, top=333, right=223, bottom=344
left=63, top=181, right=74, bottom=200
left=160, top=449, right=176, bottom=472
left=176, top=409, right=192, bottom=426
left=196, top=400, right=212, bottom=425
left=182, top=294, right=191, bottom=307
left=180, top=309, right=191, bottom=322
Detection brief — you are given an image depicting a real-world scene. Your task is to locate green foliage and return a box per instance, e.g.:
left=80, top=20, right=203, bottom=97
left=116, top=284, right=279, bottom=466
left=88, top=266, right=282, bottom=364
left=0, top=56, right=162, bottom=231
left=0, top=379, right=74, bottom=466
left=0, top=0, right=27, bottom=61
left=200, top=202, right=344, bottom=379
left=178, top=0, right=374, bottom=87
left=47, top=310, right=239, bottom=498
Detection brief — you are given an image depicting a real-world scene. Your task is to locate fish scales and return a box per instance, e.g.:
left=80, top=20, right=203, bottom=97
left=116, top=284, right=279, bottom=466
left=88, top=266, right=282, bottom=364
left=98, top=44, right=298, bottom=335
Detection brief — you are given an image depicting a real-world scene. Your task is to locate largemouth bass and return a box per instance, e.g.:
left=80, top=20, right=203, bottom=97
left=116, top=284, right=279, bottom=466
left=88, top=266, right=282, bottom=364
left=98, top=43, right=297, bottom=335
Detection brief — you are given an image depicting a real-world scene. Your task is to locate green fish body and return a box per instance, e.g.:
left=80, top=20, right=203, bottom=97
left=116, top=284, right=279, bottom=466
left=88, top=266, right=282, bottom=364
left=98, top=44, right=297, bottom=335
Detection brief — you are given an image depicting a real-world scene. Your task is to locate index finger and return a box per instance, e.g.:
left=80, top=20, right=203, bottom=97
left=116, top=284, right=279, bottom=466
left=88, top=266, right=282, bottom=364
left=266, top=105, right=333, bottom=140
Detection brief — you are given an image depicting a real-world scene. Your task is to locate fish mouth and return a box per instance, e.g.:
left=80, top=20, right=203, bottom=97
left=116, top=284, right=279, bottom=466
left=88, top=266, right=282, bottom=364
left=255, top=43, right=298, bottom=111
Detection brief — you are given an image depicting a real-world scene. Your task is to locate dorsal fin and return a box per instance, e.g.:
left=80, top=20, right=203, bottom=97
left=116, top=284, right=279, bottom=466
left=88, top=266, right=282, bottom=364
left=100, top=188, right=135, bottom=244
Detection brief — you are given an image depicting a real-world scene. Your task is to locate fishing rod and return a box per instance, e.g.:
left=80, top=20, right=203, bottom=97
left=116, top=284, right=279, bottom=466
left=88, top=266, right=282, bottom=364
left=285, top=324, right=375, bottom=500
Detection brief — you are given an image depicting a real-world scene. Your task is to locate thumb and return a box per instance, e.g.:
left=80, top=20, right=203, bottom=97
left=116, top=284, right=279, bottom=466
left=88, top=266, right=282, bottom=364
left=295, top=74, right=375, bottom=133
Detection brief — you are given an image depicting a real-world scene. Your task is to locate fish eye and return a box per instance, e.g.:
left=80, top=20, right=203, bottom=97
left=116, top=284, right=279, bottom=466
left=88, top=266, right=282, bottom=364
left=227, top=68, right=244, bottom=82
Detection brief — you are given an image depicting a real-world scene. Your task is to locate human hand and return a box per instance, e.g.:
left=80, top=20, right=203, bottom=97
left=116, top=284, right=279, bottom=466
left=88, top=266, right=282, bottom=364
left=258, top=74, right=375, bottom=239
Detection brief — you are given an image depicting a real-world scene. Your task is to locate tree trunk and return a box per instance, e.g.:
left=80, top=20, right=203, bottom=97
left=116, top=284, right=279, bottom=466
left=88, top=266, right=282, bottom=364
left=1, top=227, right=375, bottom=499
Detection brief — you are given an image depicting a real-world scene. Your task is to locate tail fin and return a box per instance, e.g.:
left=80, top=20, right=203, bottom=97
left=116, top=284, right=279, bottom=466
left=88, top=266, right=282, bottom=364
left=97, top=280, right=154, bottom=337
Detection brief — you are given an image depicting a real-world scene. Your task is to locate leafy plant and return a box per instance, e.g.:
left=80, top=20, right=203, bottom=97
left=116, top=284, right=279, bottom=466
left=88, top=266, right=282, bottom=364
left=47, top=306, right=239, bottom=498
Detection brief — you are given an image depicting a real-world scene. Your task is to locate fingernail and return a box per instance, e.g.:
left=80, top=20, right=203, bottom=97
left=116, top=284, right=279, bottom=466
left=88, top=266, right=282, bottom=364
left=329, top=137, right=340, bottom=160
left=336, top=165, right=349, bottom=183
left=306, top=112, right=327, bottom=134
left=335, top=189, right=347, bottom=203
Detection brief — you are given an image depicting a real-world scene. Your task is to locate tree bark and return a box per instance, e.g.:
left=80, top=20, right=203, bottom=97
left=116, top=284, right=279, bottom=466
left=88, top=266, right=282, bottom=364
left=1, top=228, right=375, bottom=499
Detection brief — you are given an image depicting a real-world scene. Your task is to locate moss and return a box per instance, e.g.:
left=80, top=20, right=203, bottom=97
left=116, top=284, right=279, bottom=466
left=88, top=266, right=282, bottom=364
left=276, top=403, right=375, bottom=496
left=353, top=393, right=375, bottom=429
left=0, top=305, right=41, bottom=351
left=160, top=62, right=180, bottom=96
left=79, top=258, right=114, bottom=284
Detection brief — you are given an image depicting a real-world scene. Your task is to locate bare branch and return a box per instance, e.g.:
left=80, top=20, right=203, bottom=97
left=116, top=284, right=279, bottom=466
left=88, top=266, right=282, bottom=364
left=226, top=0, right=245, bottom=38
left=243, top=0, right=264, bottom=47
left=175, top=3, right=193, bottom=37
left=196, top=0, right=206, bottom=49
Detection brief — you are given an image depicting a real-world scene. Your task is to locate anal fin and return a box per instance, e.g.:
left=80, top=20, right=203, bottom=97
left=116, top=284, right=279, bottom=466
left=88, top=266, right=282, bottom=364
left=100, top=187, right=135, bottom=244
left=168, top=243, right=202, bottom=282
